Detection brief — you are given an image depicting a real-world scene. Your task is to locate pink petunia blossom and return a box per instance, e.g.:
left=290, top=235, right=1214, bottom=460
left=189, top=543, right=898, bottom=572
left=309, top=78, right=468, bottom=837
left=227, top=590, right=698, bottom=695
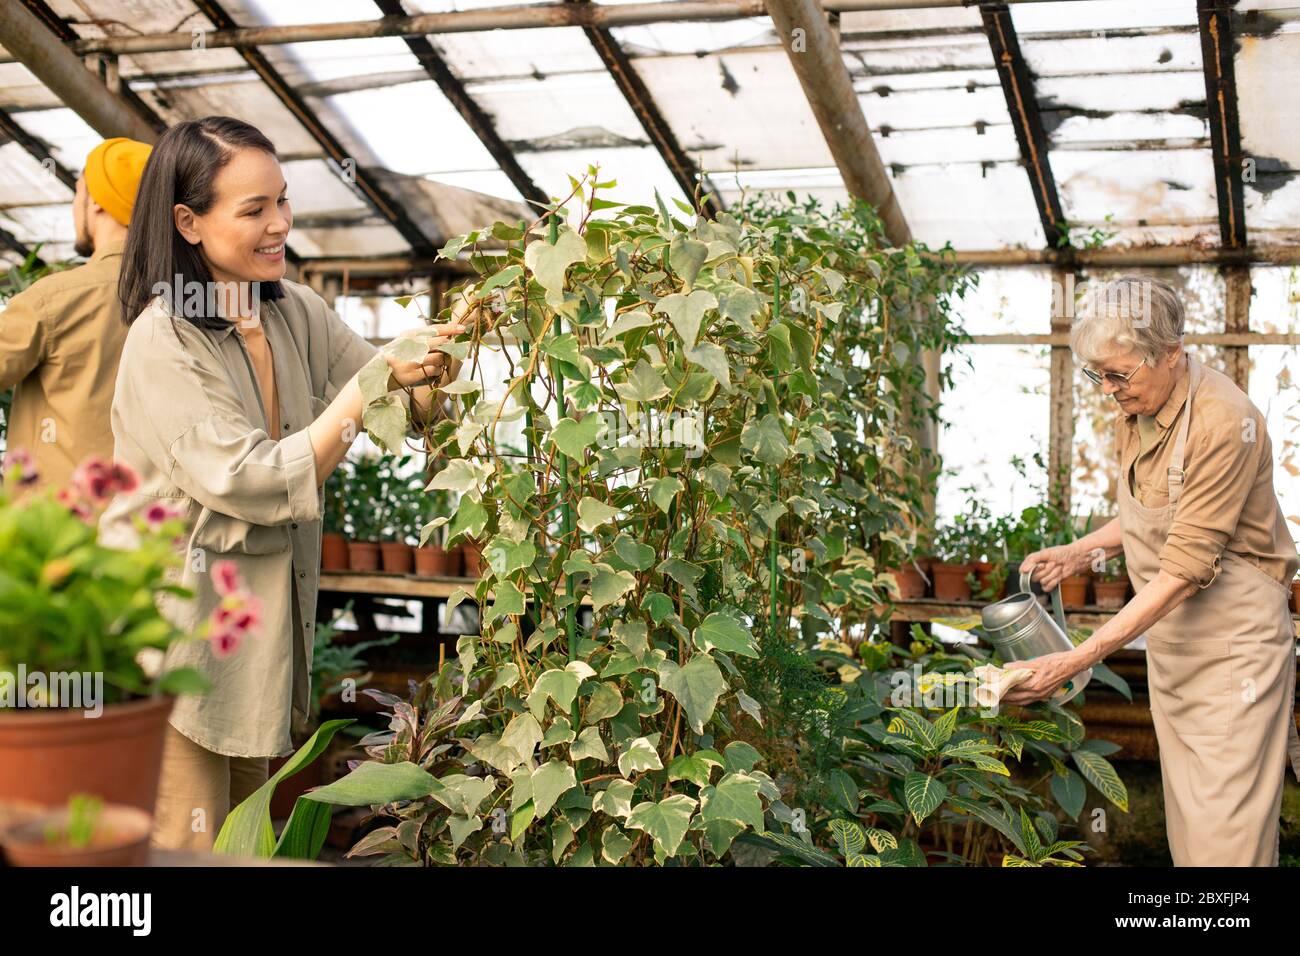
left=143, top=501, right=181, bottom=530
left=211, top=560, right=243, bottom=597
left=2, top=448, right=38, bottom=487
left=55, top=486, right=94, bottom=523
left=209, top=626, right=244, bottom=658
left=110, top=461, right=140, bottom=494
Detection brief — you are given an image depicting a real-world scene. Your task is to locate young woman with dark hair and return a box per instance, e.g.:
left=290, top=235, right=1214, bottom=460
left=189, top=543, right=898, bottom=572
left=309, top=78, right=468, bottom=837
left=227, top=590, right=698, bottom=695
left=100, top=115, right=465, bottom=850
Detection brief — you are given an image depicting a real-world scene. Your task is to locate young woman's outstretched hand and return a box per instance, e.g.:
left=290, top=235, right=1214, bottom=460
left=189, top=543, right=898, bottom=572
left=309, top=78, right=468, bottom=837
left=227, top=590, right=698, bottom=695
left=384, top=321, right=466, bottom=387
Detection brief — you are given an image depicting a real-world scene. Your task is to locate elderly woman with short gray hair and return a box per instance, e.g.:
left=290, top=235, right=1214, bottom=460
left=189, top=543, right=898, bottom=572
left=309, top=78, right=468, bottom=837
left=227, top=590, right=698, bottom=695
left=1006, top=275, right=1300, bottom=866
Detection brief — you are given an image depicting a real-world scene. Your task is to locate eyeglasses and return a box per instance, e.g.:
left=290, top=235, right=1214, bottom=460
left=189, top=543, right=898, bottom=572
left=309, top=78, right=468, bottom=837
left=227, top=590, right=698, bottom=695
left=1082, top=357, right=1146, bottom=388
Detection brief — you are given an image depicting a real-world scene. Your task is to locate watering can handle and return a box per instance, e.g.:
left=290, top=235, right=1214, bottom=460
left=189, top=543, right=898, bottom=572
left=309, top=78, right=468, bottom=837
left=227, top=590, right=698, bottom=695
left=1020, top=567, right=1069, bottom=635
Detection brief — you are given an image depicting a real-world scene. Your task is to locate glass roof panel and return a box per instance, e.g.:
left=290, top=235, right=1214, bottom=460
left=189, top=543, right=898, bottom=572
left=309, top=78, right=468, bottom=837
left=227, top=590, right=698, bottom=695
left=469, top=72, right=647, bottom=148
left=1234, top=10, right=1300, bottom=243
left=0, top=144, right=73, bottom=206
left=1, top=204, right=75, bottom=250
left=515, top=146, right=688, bottom=211
left=841, top=30, right=994, bottom=77
left=290, top=224, right=411, bottom=257
left=624, top=49, right=834, bottom=173
left=7, top=108, right=102, bottom=176
left=0, top=61, right=62, bottom=111
left=711, top=167, right=849, bottom=212
left=1020, top=32, right=1203, bottom=80
left=1010, top=0, right=1198, bottom=33
left=1051, top=148, right=1219, bottom=246
left=133, top=80, right=326, bottom=156
left=281, top=159, right=371, bottom=216
left=889, top=164, right=1047, bottom=250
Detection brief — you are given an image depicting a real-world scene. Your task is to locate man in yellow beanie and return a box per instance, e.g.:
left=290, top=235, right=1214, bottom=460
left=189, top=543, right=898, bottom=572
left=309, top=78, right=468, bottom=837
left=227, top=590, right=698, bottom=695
left=0, top=137, right=151, bottom=491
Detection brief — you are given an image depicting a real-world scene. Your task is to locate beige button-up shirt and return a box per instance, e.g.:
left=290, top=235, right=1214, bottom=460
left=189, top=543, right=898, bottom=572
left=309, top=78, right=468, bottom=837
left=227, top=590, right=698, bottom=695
left=0, top=241, right=130, bottom=491
left=1117, top=356, right=1299, bottom=589
left=100, top=278, right=387, bottom=757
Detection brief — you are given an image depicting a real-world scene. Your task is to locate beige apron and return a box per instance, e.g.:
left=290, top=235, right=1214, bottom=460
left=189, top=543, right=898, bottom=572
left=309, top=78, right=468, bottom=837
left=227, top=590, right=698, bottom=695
left=1119, top=354, right=1300, bottom=866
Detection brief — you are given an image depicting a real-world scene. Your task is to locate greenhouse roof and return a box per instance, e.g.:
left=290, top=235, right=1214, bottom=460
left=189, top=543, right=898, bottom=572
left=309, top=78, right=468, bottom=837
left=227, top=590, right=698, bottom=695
left=1, top=0, right=1298, bottom=271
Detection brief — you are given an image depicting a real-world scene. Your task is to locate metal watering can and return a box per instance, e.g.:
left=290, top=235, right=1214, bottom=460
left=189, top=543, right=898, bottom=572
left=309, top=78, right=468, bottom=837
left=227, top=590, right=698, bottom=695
left=979, top=569, right=1092, bottom=704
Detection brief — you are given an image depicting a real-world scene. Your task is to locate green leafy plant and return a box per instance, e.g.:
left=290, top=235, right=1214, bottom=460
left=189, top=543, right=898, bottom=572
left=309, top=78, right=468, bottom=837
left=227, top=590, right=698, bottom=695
left=44, top=793, right=103, bottom=848
left=0, top=454, right=258, bottom=706
left=310, top=601, right=401, bottom=722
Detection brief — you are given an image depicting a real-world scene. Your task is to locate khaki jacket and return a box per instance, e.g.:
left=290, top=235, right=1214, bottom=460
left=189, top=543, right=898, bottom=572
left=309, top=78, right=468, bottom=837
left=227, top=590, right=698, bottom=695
left=100, top=278, right=387, bottom=757
left=0, top=241, right=129, bottom=491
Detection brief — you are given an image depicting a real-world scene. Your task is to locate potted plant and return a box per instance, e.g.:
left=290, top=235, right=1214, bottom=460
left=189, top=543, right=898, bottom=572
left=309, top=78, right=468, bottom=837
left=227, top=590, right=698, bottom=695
left=0, top=452, right=256, bottom=814
left=1054, top=511, right=1093, bottom=608
left=343, top=452, right=384, bottom=572
left=931, top=515, right=978, bottom=602
left=415, top=488, right=460, bottom=577
left=377, top=454, right=424, bottom=574
left=320, top=469, right=349, bottom=572
left=1, top=793, right=153, bottom=867
left=1094, top=554, right=1129, bottom=609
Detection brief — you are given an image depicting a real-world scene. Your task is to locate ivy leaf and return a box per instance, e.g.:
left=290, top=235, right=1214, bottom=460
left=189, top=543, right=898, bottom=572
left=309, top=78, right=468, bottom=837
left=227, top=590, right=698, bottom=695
left=668, top=235, right=709, bottom=289
left=667, top=752, right=720, bottom=789
left=699, top=772, right=764, bottom=830
left=583, top=682, right=623, bottom=724
left=592, top=779, right=636, bottom=819
left=577, top=496, right=620, bottom=534
left=571, top=726, right=609, bottom=762
left=613, top=534, right=656, bottom=571
left=656, top=557, right=705, bottom=600
left=530, top=759, right=577, bottom=817
left=617, top=736, right=664, bottom=776
left=658, top=655, right=726, bottom=734
left=741, top=413, right=791, bottom=467
left=550, top=415, right=605, bottom=460
left=363, top=394, right=407, bottom=454
left=524, top=227, right=587, bottom=307
left=611, top=619, right=648, bottom=657
left=683, top=341, right=730, bottom=391
left=527, top=662, right=596, bottom=720
left=357, top=352, right=394, bottom=403
left=485, top=580, right=524, bottom=624
left=485, top=537, right=536, bottom=576
left=649, top=476, right=684, bottom=514
left=601, top=310, right=655, bottom=343
left=626, top=794, right=697, bottom=859
left=601, top=825, right=635, bottom=864
left=446, top=496, right=488, bottom=544
left=654, top=289, right=717, bottom=350
left=541, top=332, right=582, bottom=367
left=591, top=566, right=636, bottom=612
left=614, top=358, right=670, bottom=403
left=692, top=611, right=757, bottom=659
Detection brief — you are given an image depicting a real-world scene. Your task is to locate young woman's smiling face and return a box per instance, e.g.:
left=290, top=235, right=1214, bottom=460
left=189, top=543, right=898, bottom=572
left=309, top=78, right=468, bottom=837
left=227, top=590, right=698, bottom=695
left=172, top=147, right=291, bottom=286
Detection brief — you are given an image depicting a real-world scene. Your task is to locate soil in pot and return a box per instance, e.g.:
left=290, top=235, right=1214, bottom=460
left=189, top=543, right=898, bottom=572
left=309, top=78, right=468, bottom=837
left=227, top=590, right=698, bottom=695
left=1060, top=573, right=1092, bottom=608
left=321, top=532, right=349, bottom=572
left=931, top=563, right=975, bottom=602
left=0, top=695, right=173, bottom=813
left=2, top=803, right=152, bottom=867
left=414, top=544, right=457, bottom=577
left=1094, top=579, right=1129, bottom=609
left=885, top=565, right=926, bottom=600
left=380, top=542, right=413, bottom=574
left=347, top=540, right=380, bottom=573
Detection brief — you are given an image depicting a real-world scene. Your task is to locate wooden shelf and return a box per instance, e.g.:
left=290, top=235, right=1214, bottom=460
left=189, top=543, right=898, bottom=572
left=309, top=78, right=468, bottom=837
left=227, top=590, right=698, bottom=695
left=319, top=571, right=476, bottom=599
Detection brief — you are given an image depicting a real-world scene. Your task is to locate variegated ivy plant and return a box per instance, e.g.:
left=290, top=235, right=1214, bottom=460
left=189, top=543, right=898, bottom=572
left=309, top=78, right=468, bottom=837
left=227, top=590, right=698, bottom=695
left=330, top=174, right=884, bottom=865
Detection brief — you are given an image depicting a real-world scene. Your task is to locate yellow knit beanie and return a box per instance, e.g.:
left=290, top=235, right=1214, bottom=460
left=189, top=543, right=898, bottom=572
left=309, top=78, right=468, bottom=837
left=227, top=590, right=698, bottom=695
left=83, top=138, right=152, bottom=226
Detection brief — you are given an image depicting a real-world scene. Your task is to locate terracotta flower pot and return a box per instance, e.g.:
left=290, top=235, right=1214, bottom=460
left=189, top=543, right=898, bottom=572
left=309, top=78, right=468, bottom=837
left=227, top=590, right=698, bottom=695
left=885, top=565, right=926, bottom=600
left=975, top=561, right=1007, bottom=600
left=1060, top=572, right=1092, bottom=608
left=0, top=694, right=173, bottom=813
left=2, top=803, right=153, bottom=867
left=1094, top=579, right=1129, bottom=609
left=460, top=540, right=484, bottom=577
left=380, top=542, right=414, bottom=574
left=267, top=753, right=325, bottom=820
left=414, top=544, right=456, bottom=577
left=321, top=532, right=349, bottom=572
left=347, top=540, right=380, bottom=573
left=931, top=562, right=975, bottom=602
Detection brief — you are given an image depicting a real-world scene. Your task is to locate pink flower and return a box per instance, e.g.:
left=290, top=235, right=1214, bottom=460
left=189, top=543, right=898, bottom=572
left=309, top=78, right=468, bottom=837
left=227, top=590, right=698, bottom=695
left=70, top=457, right=140, bottom=505
left=2, top=448, right=38, bottom=487
left=142, top=501, right=181, bottom=530
left=212, top=560, right=243, bottom=597
left=209, top=626, right=244, bottom=658
left=55, top=487, right=94, bottom=524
